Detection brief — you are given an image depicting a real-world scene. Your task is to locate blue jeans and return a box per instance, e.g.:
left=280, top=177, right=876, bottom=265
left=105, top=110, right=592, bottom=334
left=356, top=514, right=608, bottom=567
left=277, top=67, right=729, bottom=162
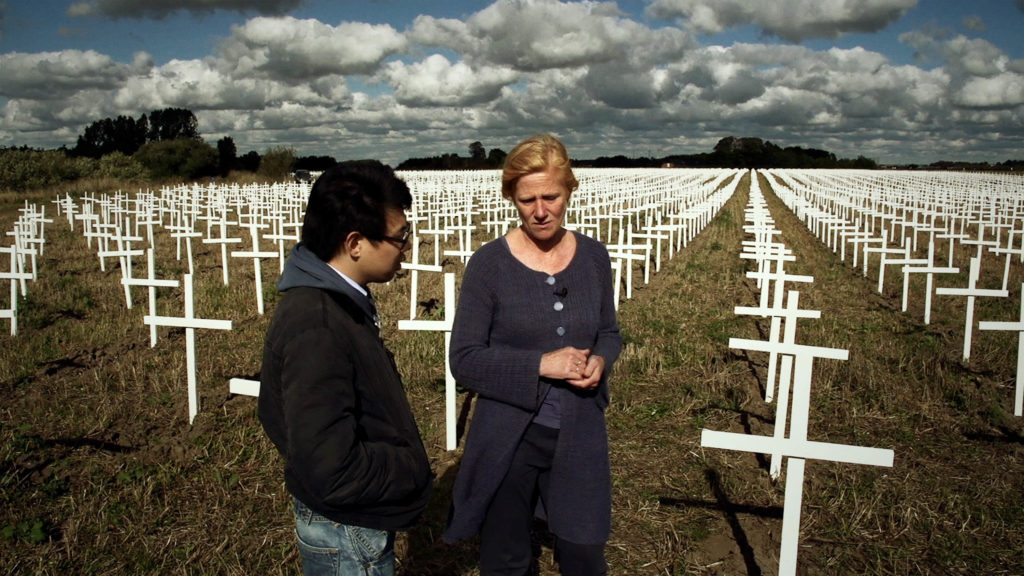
left=293, top=497, right=396, bottom=576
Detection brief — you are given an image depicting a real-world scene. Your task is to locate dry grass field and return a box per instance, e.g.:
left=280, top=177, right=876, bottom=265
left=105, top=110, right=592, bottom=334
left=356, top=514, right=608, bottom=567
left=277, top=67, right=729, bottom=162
left=1, top=171, right=1022, bottom=575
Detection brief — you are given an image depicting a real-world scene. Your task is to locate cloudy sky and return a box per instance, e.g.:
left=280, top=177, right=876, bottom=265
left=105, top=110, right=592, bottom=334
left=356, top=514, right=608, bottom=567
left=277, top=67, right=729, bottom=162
left=0, top=0, right=1022, bottom=165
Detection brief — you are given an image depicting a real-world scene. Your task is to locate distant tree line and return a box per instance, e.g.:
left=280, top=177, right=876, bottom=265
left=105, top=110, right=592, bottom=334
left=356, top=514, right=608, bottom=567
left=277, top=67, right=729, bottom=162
left=0, top=107, right=318, bottom=191
left=72, top=107, right=201, bottom=159
left=4, top=108, right=1021, bottom=193
left=397, top=141, right=508, bottom=170
left=577, top=137, right=879, bottom=170
left=69, top=107, right=283, bottom=181
left=909, top=159, right=1024, bottom=172
left=395, top=136, right=882, bottom=171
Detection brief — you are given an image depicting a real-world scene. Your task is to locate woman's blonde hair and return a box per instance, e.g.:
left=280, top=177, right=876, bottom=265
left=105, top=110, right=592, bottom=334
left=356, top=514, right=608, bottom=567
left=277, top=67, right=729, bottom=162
left=501, top=133, right=579, bottom=200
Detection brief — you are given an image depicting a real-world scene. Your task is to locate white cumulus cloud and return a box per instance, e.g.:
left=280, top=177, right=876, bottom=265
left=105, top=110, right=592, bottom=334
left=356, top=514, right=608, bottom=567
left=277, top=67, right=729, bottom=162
left=219, top=16, right=407, bottom=79
left=0, top=50, right=146, bottom=99
left=648, top=0, right=918, bottom=42
left=382, top=54, right=518, bottom=107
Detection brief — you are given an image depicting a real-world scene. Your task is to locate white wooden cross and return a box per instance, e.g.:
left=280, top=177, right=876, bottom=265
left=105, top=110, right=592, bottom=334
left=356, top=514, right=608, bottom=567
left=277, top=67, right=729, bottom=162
left=878, top=244, right=928, bottom=307
left=122, top=248, right=180, bottom=347
left=760, top=291, right=821, bottom=479
left=231, top=224, right=277, bottom=314
left=740, top=242, right=794, bottom=292
left=419, top=229, right=453, bottom=267
left=606, top=248, right=645, bottom=301
left=937, top=230, right=970, bottom=268
left=987, top=229, right=1024, bottom=292
left=935, top=256, right=1009, bottom=361
left=53, top=193, right=77, bottom=231
left=446, top=224, right=477, bottom=264
left=400, top=259, right=444, bottom=321
left=262, top=213, right=301, bottom=274
left=702, top=337, right=894, bottom=576
left=17, top=204, right=51, bottom=260
left=607, top=229, right=654, bottom=299
left=144, top=273, right=232, bottom=424
left=978, top=283, right=1024, bottom=416
left=863, top=244, right=905, bottom=282
left=91, top=221, right=119, bottom=272
left=631, top=227, right=669, bottom=273
left=5, top=226, right=37, bottom=296
left=397, top=272, right=458, bottom=450
left=0, top=245, right=33, bottom=335
left=736, top=261, right=814, bottom=406
left=843, top=233, right=884, bottom=270
left=900, top=242, right=959, bottom=324
left=97, top=221, right=145, bottom=309
left=76, top=208, right=101, bottom=250
left=202, top=214, right=242, bottom=286
left=166, top=218, right=202, bottom=275
left=960, top=222, right=1000, bottom=261
left=134, top=201, right=162, bottom=248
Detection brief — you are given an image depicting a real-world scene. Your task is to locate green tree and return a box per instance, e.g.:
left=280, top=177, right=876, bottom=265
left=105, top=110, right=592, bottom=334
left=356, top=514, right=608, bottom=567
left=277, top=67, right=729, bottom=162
left=0, top=147, right=90, bottom=191
left=258, top=146, right=296, bottom=181
left=469, top=141, right=486, bottom=163
left=73, top=115, right=148, bottom=159
left=237, top=150, right=261, bottom=172
left=487, top=147, right=507, bottom=168
left=147, top=108, right=201, bottom=142
left=95, top=152, right=148, bottom=182
left=133, top=139, right=218, bottom=180
left=217, top=136, right=237, bottom=176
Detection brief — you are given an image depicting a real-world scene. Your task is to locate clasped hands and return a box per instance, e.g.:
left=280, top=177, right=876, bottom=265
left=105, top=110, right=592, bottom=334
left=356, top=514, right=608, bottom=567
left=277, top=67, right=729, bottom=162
left=540, top=347, right=604, bottom=390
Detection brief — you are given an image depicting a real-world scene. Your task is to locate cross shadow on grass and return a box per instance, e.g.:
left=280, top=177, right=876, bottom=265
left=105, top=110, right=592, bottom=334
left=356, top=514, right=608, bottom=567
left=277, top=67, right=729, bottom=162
left=659, top=468, right=783, bottom=576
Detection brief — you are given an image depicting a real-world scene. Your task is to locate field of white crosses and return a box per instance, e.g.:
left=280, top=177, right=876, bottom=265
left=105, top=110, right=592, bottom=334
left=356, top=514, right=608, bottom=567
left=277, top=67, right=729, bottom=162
left=1, top=168, right=1021, bottom=575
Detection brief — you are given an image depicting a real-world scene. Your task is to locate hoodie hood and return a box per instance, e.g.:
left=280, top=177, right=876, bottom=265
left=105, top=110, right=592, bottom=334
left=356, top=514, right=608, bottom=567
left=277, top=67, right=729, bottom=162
left=278, top=243, right=377, bottom=324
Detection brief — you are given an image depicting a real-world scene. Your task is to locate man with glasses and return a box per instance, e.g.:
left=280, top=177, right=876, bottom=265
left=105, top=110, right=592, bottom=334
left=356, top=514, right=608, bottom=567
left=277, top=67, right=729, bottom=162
left=258, top=161, right=432, bottom=575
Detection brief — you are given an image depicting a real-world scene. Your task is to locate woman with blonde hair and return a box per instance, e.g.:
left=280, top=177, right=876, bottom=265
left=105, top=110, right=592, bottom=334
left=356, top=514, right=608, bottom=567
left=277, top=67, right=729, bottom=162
left=443, top=134, right=622, bottom=575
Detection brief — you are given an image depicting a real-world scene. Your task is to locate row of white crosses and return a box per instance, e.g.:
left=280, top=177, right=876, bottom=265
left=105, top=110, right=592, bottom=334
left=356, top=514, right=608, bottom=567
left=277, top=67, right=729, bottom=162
left=1, top=201, right=49, bottom=335
left=767, top=169, right=1022, bottom=412
left=768, top=169, right=1022, bottom=291
left=66, top=183, right=306, bottom=313
left=397, top=168, right=747, bottom=309
left=701, top=170, right=895, bottom=576
left=53, top=182, right=308, bottom=422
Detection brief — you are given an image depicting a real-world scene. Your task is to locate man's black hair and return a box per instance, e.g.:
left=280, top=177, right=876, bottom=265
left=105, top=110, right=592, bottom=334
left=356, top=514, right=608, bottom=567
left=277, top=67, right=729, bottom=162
left=301, top=160, right=412, bottom=262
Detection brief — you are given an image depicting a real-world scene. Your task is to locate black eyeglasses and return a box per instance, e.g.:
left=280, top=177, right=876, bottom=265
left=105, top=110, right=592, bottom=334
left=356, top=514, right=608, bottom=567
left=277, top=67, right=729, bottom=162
left=379, top=227, right=412, bottom=249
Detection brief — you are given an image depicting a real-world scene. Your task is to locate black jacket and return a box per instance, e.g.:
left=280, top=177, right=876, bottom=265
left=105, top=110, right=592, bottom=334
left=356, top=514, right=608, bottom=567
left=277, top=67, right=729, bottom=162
left=258, top=244, right=432, bottom=531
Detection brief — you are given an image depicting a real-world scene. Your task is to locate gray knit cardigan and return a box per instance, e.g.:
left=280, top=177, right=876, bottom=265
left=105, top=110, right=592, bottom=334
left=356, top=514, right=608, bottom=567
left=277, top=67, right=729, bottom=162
left=442, top=231, right=622, bottom=545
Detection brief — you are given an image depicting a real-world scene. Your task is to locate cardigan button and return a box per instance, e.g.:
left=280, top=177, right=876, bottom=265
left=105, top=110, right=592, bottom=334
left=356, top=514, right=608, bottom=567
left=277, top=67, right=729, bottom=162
left=556, top=326, right=565, bottom=336
left=553, top=301, right=564, bottom=311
